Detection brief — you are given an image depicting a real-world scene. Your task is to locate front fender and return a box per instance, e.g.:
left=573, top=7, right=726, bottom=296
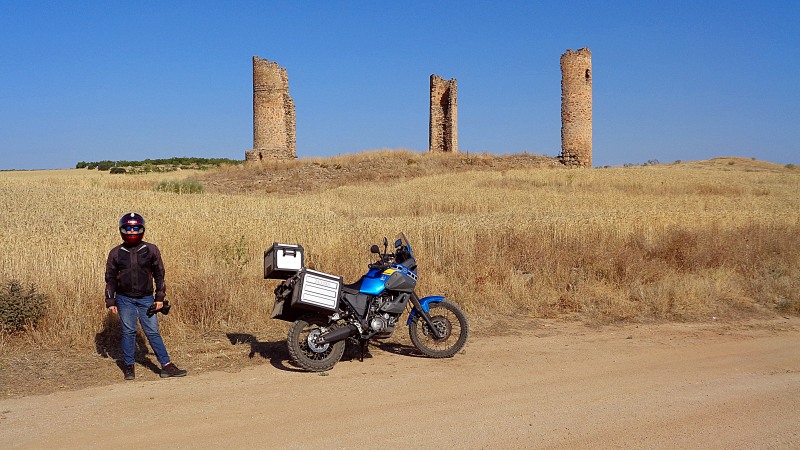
left=406, top=295, right=445, bottom=325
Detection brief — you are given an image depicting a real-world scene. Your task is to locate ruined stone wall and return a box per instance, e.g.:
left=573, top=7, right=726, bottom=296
left=245, top=56, right=296, bottom=161
left=560, top=48, right=592, bottom=167
left=429, top=75, right=458, bottom=153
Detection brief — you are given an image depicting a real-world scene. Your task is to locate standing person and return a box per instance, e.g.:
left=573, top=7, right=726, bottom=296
left=105, top=212, right=187, bottom=380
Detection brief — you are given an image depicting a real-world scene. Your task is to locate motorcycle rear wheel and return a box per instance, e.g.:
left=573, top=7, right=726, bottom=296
left=409, top=300, right=469, bottom=358
left=287, top=316, right=345, bottom=372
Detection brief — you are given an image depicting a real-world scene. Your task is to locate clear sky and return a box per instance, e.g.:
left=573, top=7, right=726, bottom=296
left=1, top=1, right=797, bottom=170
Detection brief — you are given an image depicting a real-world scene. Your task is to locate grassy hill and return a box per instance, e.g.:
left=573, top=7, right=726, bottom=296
left=196, top=149, right=562, bottom=195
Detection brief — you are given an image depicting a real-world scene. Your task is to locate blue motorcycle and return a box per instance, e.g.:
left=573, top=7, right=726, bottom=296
left=269, top=233, right=469, bottom=372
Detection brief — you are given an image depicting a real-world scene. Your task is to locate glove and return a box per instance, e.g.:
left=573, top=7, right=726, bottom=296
left=146, top=300, right=171, bottom=317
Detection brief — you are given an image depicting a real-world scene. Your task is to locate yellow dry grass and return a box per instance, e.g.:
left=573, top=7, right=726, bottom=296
left=1, top=155, right=798, bottom=350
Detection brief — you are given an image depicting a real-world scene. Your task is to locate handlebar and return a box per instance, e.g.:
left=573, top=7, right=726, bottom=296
left=368, top=234, right=415, bottom=272
left=368, top=252, right=394, bottom=270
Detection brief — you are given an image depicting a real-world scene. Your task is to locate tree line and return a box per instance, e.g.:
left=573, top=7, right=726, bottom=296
left=76, top=157, right=241, bottom=171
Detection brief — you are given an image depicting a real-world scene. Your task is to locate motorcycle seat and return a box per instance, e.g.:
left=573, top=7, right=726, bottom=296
left=342, top=277, right=363, bottom=295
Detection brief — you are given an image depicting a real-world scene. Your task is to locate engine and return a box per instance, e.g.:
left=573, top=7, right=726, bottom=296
left=367, top=294, right=399, bottom=338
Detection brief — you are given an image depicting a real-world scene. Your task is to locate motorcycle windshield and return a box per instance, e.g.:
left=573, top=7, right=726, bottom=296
left=394, top=233, right=413, bottom=258
left=394, top=233, right=416, bottom=270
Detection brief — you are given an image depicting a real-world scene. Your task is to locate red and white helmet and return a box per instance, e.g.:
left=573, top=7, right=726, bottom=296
left=119, top=212, right=145, bottom=245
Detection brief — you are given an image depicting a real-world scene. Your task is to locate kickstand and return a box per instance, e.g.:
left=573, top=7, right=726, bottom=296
left=359, top=340, right=369, bottom=362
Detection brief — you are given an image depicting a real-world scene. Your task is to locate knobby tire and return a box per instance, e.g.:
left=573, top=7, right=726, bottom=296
left=287, top=316, right=345, bottom=372
left=409, top=300, right=469, bottom=358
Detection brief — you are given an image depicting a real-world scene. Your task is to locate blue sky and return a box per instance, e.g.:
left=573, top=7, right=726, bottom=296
left=0, top=1, right=797, bottom=169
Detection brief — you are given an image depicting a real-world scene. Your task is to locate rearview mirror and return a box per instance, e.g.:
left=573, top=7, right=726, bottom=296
left=370, top=245, right=380, bottom=254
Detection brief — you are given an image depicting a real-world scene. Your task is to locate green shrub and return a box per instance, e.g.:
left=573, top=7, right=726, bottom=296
left=212, top=235, right=251, bottom=273
left=154, top=179, right=205, bottom=194
left=109, top=167, right=126, bottom=174
left=0, top=280, right=47, bottom=333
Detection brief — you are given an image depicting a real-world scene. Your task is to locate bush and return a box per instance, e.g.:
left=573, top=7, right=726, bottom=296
left=153, top=179, right=205, bottom=194
left=0, top=280, right=47, bottom=333
left=109, top=167, right=126, bottom=174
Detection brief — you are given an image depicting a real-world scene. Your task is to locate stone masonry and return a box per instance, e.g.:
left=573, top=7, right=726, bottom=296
left=245, top=56, right=296, bottom=161
left=560, top=48, right=592, bottom=167
left=429, top=75, right=458, bottom=153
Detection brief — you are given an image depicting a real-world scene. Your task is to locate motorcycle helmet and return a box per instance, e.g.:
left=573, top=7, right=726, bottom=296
left=119, top=212, right=145, bottom=245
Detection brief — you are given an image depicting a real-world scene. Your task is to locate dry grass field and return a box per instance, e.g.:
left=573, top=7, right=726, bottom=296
left=1, top=151, right=798, bottom=359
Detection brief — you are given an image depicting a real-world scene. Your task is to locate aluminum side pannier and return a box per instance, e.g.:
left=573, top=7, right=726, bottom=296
left=290, top=268, right=342, bottom=313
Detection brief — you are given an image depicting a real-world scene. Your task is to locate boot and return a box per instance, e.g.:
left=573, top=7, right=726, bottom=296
left=123, top=364, right=135, bottom=381
left=160, top=362, right=187, bottom=378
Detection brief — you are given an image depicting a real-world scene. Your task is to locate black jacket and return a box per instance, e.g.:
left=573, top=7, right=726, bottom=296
left=105, top=241, right=166, bottom=307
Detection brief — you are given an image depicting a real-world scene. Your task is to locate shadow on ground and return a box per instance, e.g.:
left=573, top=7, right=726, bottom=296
left=225, top=332, right=426, bottom=372
left=225, top=333, right=305, bottom=372
left=94, top=313, right=162, bottom=376
left=373, top=341, right=425, bottom=358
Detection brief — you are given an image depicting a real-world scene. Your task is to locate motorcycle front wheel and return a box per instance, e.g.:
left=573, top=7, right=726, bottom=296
left=409, top=300, right=469, bottom=358
left=287, top=316, right=345, bottom=372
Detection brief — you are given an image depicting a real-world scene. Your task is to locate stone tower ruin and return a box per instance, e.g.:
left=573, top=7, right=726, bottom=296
left=245, top=56, right=296, bottom=161
left=560, top=48, right=592, bottom=167
left=429, top=75, right=458, bottom=153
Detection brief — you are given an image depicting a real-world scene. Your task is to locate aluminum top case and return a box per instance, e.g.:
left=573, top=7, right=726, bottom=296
left=290, top=268, right=342, bottom=313
left=264, top=243, right=304, bottom=279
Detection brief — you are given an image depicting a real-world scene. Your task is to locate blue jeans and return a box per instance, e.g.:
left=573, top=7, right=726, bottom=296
left=116, top=294, right=171, bottom=367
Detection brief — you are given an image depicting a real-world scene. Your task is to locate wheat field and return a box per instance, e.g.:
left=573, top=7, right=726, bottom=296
left=1, top=154, right=798, bottom=350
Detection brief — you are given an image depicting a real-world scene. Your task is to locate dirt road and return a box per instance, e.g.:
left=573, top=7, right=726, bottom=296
left=1, top=318, right=798, bottom=449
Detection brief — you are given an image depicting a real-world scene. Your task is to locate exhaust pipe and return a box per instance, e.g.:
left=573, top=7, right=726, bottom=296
left=319, top=324, right=358, bottom=344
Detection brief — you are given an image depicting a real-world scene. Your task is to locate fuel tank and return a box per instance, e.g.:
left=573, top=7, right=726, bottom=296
left=359, top=266, right=417, bottom=295
left=359, top=268, right=388, bottom=295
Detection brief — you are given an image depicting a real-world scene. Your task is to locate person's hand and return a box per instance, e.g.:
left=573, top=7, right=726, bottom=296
left=154, top=301, right=164, bottom=312
left=108, top=306, right=118, bottom=315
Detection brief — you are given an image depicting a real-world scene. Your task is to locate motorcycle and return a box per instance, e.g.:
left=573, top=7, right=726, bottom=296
left=267, top=233, right=469, bottom=372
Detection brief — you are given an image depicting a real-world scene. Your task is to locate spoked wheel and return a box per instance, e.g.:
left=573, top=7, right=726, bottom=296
left=409, top=300, right=469, bottom=358
left=287, top=316, right=345, bottom=372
